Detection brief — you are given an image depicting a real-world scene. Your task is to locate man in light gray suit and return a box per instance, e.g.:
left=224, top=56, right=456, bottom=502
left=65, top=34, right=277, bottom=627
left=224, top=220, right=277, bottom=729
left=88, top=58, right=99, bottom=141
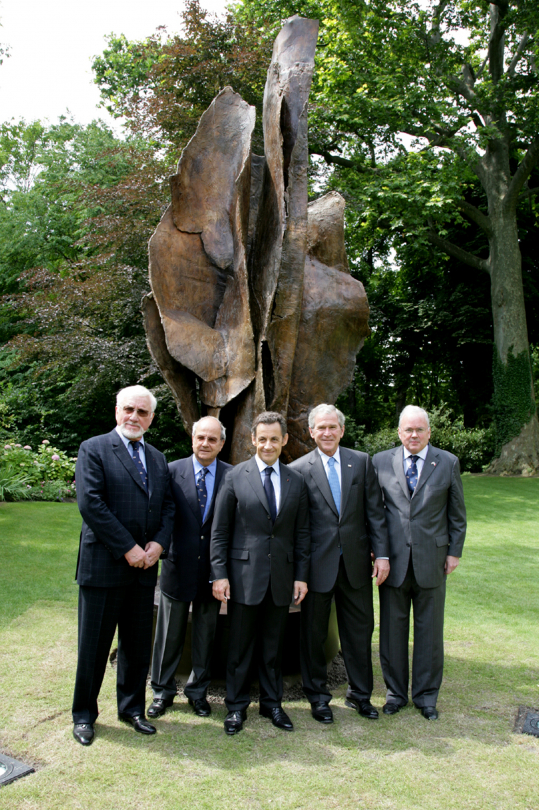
left=289, top=404, right=389, bottom=724
left=373, top=405, right=466, bottom=720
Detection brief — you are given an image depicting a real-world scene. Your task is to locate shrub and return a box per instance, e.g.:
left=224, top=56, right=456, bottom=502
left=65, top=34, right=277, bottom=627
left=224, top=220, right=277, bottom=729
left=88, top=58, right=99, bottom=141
left=27, top=479, right=76, bottom=502
left=0, top=466, right=32, bottom=501
left=1, top=440, right=76, bottom=486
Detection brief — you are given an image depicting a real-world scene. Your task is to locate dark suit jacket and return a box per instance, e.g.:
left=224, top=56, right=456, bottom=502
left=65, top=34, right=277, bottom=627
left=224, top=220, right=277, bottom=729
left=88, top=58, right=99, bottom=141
left=75, top=429, right=175, bottom=588
left=372, top=444, right=466, bottom=589
left=289, top=447, right=388, bottom=593
left=210, top=456, right=310, bottom=607
left=160, top=456, right=232, bottom=602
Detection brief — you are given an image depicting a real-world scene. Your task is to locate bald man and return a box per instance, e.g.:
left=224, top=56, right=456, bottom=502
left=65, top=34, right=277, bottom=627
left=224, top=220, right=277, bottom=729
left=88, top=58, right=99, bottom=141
left=148, top=417, right=231, bottom=719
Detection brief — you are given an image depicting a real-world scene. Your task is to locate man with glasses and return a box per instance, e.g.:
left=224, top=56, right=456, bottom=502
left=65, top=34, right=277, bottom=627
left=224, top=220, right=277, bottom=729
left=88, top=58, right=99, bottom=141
left=72, top=385, right=175, bottom=745
left=373, top=405, right=466, bottom=720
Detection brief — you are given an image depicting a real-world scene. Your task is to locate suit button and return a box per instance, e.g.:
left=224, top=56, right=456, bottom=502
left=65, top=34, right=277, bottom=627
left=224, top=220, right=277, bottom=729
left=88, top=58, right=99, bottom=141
left=271, top=534, right=274, bottom=538
left=268, top=554, right=271, bottom=558
left=201, top=536, right=204, bottom=540
left=198, top=556, right=201, bottom=560
left=267, top=516, right=271, bottom=520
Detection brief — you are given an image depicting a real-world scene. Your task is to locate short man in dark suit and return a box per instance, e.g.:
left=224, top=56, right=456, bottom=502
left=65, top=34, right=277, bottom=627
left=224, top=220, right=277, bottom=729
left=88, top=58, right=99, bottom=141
left=72, top=385, right=175, bottom=745
left=147, top=416, right=231, bottom=720
left=373, top=405, right=466, bottom=720
left=289, top=404, right=389, bottom=724
left=210, top=412, right=310, bottom=735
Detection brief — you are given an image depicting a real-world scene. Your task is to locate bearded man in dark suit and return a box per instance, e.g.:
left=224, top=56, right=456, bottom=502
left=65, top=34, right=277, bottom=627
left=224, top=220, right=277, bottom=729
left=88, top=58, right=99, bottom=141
left=147, top=416, right=231, bottom=720
left=72, top=385, right=175, bottom=745
left=289, top=404, right=389, bottom=724
left=210, top=412, right=310, bottom=735
left=373, top=405, right=466, bottom=720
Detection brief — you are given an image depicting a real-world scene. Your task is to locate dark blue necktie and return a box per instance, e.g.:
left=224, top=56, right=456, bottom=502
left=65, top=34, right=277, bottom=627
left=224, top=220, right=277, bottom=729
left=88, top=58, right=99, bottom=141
left=406, top=455, right=419, bottom=494
left=130, top=441, right=148, bottom=492
left=197, top=467, right=208, bottom=520
left=264, top=466, right=277, bottom=524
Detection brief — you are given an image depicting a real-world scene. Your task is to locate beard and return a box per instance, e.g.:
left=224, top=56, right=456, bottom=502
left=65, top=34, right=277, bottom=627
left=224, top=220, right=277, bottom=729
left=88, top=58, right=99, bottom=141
left=119, top=423, right=144, bottom=440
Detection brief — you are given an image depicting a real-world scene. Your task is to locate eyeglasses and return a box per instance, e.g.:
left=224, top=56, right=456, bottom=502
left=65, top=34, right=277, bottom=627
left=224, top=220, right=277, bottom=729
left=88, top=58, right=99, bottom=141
left=120, top=405, right=152, bottom=418
left=401, top=428, right=427, bottom=435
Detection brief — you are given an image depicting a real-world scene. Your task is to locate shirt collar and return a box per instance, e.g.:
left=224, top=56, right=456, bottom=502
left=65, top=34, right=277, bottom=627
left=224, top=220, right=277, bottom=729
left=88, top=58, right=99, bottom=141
left=116, top=426, right=145, bottom=448
left=403, top=444, right=429, bottom=461
left=318, top=446, right=341, bottom=466
left=254, top=454, right=280, bottom=475
left=193, top=455, right=217, bottom=477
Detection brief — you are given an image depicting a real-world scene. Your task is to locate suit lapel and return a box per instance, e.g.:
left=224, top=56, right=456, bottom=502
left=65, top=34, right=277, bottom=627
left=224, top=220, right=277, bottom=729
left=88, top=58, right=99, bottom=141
left=393, top=445, right=411, bottom=501
left=245, top=455, right=270, bottom=515
left=177, top=457, right=203, bottom=525
left=310, top=450, right=339, bottom=518
left=111, top=431, right=148, bottom=495
left=145, top=444, right=157, bottom=498
left=414, top=445, right=439, bottom=496
left=202, top=459, right=225, bottom=528
left=276, top=461, right=291, bottom=516
left=339, top=448, right=354, bottom=517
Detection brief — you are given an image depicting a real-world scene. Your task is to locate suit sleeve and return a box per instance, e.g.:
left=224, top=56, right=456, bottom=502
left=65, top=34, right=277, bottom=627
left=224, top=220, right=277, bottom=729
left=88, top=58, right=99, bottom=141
left=149, top=460, right=175, bottom=554
left=447, top=456, right=466, bottom=557
left=293, top=476, right=310, bottom=583
left=76, top=440, right=138, bottom=559
left=209, top=472, right=237, bottom=581
left=365, top=455, right=389, bottom=558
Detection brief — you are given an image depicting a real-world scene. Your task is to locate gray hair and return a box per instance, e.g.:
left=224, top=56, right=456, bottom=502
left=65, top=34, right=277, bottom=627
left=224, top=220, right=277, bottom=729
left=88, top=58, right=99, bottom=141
left=308, top=404, right=345, bottom=429
left=116, top=385, right=157, bottom=413
left=398, top=405, right=430, bottom=428
left=192, top=416, right=226, bottom=441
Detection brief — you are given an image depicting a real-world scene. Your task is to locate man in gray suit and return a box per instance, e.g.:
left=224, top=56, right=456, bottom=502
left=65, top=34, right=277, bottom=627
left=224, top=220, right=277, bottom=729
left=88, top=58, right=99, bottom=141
left=373, top=405, right=466, bottom=720
left=147, top=416, right=231, bottom=720
left=289, top=404, right=389, bottom=724
left=211, top=412, right=310, bottom=735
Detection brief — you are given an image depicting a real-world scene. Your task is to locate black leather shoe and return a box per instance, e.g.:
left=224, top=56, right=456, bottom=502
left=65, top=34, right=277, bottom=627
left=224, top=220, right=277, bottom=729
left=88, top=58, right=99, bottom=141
left=73, top=723, right=94, bottom=745
left=147, top=697, right=174, bottom=718
left=383, top=702, right=402, bottom=715
left=188, top=697, right=211, bottom=717
left=345, top=698, right=379, bottom=719
left=311, top=701, right=333, bottom=724
left=118, top=714, right=156, bottom=734
left=259, top=705, right=294, bottom=731
left=224, top=710, right=247, bottom=735
left=420, top=706, right=439, bottom=720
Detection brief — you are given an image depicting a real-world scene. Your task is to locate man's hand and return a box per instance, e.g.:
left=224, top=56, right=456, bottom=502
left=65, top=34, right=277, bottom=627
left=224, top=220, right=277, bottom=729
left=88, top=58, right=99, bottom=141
left=293, top=581, right=308, bottom=605
left=444, top=555, right=460, bottom=575
left=124, top=545, right=147, bottom=568
left=372, top=558, right=390, bottom=587
left=212, top=578, right=230, bottom=603
left=144, top=541, right=163, bottom=569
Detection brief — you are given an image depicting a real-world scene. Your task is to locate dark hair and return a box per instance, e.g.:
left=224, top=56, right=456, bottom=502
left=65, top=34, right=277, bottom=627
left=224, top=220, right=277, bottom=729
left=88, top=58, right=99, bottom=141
left=251, top=411, right=287, bottom=437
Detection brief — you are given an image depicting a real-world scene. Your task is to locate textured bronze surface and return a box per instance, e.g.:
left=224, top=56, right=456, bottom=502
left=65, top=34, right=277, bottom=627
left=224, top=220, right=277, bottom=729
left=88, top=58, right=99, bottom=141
left=145, top=16, right=370, bottom=462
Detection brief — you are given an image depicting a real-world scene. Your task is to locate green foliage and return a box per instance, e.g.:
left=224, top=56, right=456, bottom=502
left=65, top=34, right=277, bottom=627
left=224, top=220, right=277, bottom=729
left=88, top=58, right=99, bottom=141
left=1, top=440, right=76, bottom=486
left=0, top=466, right=31, bottom=501
left=492, top=346, right=537, bottom=451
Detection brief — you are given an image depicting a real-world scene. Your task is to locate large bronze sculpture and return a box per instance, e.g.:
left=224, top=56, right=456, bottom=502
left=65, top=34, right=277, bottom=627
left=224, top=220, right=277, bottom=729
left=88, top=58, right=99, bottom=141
left=143, top=16, right=369, bottom=463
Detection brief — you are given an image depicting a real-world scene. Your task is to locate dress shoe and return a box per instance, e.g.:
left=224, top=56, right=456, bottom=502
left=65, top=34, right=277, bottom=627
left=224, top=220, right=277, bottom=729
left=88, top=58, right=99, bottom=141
left=73, top=723, right=94, bottom=746
left=259, top=705, right=294, bottom=731
left=188, top=697, right=211, bottom=717
left=345, top=698, right=379, bottom=719
left=311, top=701, right=333, bottom=724
left=118, top=713, right=156, bottom=734
left=224, top=709, right=247, bottom=735
left=383, top=702, right=403, bottom=715
left=419, top=706, right=439, bottom=720
left=147, top=696, right=174, bottom=718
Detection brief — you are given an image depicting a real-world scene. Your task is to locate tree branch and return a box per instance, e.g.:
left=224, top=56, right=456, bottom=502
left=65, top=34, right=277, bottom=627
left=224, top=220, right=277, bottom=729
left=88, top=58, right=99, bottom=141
left=309, top=145, right=380, bottom=172
left=507, top=33, right=530, bottom=78
left=428, top=230, right=490, bottom=273
left=488, top=3, right=507, bottom=84
left=506, top=135, right=539, bottom=209
left=457, top=200, right=492, bottom=237
left=518, top=186, right=539, bottom=202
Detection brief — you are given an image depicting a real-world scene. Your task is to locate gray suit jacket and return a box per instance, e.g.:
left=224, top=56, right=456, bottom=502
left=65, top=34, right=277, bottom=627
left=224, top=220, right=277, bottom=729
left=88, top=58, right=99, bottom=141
left=289, top=446, right=388, bottom=592
left=372, top=444, right=466, bottom=589
left=210, top=456, right=310, bottom=606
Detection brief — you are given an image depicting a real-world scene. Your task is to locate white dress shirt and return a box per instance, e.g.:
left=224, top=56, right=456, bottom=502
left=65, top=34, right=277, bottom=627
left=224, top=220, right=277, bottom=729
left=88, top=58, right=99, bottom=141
left=254, top=454, right=282, bottom=511
left=403, top=444, right=429, bottom=481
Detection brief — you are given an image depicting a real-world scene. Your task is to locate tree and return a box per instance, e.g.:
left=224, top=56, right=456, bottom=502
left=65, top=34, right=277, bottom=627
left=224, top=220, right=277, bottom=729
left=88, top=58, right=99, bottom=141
left=239, top=0, right=539, bottom=473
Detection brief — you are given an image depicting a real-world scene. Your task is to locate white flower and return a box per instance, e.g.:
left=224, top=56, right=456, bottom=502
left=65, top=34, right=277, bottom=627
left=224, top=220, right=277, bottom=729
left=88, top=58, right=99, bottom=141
left=4, top=444, right=12, bottom=450
left=24, top=445, right=32, bottom=450
left=42, top=440, right=50, bottom=445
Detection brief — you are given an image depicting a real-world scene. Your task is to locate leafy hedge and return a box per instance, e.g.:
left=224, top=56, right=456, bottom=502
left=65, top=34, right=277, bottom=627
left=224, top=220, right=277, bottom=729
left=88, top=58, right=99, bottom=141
left=0, top=439, right=76, bottom=501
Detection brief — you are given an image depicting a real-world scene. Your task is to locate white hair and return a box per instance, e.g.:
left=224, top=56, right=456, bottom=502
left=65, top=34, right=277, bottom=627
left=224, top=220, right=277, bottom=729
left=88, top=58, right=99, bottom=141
left=308, top=404, right=345, bottom=429
left=192, top=416, right=226, bottom=441
left=398, top=405, right=430, bottom=428
left=116, top=385, right=157, bottom=413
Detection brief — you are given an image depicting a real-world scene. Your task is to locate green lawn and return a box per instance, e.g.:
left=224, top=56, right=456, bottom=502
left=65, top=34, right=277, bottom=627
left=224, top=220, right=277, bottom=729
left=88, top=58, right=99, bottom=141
left=0, top=478, right=538, bottom=810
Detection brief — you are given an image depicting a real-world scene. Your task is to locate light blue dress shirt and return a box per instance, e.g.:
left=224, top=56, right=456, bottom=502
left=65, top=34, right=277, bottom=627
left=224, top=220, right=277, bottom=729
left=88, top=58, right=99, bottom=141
left=193, top=455, right=217, bottom=522
left=403, top=444, right=429, bottom=482
left=116, top=426, right=147, bottom=471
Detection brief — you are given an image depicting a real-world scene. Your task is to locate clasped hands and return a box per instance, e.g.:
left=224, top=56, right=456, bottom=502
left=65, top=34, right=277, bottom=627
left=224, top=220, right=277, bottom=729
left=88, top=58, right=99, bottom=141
left=124, top=541, right=163, bottom=569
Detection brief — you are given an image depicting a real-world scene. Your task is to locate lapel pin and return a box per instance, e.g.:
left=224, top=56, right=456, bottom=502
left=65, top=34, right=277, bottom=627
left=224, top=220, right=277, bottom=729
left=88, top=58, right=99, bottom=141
left=348, top=464, right=352, bottom=467
left=431, top=462, right=436, bottom=466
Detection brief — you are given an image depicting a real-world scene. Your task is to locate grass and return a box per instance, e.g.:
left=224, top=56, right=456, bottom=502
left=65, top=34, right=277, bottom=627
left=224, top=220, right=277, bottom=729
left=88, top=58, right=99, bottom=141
left=0, top=477, right=538, bottom=810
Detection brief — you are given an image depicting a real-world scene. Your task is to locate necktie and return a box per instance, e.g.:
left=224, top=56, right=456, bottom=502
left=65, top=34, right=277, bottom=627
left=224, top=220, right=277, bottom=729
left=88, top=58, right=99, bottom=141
left=264, top=466, right=277, bottom=523
left=197, top=467, right=208, bottom=520
left=130, top=441, right=148, bottom=492
left=327, top=456, right=341, bottom=514
left=406, top=455, right=419, bottom=494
